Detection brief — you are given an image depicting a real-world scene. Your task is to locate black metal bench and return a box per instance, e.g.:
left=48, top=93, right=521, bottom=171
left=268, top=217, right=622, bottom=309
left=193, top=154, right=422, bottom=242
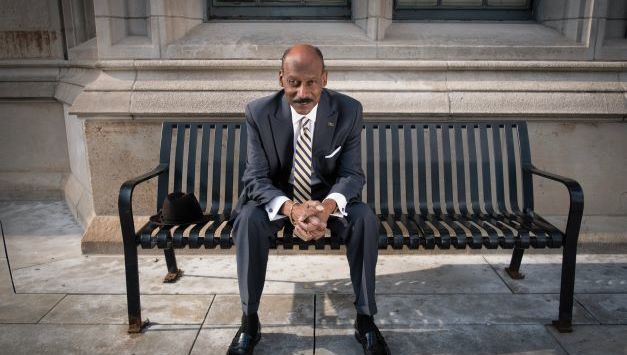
left=119, top=121, right=583, bottom=334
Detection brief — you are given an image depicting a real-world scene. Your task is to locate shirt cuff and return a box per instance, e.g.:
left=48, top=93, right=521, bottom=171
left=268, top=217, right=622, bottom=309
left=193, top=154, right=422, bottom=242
left=265, top=195, right=290, bottom=221
left=324, top=192, right=348, bottom=217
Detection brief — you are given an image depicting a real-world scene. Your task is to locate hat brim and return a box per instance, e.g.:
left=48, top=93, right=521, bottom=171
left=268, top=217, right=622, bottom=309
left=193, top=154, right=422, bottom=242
left=148, top=212, right=212, bottom=226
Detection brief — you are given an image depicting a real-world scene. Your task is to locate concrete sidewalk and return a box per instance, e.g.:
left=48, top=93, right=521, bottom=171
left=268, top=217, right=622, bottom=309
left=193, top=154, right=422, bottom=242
left=0, top=201, right=626, bottom=355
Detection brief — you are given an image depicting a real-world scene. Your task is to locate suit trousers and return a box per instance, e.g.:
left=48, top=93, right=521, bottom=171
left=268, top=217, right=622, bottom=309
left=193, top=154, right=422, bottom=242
left=232, top=198, right=379, bottom=316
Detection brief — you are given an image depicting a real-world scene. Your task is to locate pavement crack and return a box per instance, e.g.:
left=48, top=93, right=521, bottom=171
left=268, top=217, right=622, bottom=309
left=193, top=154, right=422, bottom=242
left=188, top=294, right=215, bottom=355
left=544, top=324, right=572, bottom=355
left=483, top=255, right=517, bottom=294
left=36, top=293, right=67, bottom=324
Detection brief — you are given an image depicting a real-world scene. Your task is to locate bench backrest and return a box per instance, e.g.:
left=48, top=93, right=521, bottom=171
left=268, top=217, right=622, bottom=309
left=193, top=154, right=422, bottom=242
left=156, top=121, right=533, bottom=217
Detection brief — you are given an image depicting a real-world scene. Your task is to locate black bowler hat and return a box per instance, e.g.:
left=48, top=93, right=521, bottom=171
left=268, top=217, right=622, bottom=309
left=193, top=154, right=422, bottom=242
left=149, top=192, right=211, bottom=226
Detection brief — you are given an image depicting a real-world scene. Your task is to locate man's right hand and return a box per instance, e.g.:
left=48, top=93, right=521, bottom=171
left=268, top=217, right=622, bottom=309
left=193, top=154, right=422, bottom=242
left=281, top=200, right=326, bottom=241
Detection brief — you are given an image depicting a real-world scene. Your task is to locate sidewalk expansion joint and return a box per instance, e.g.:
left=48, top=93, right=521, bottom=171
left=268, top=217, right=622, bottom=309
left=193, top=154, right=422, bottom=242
left=188, top=294, right=215, bottom=355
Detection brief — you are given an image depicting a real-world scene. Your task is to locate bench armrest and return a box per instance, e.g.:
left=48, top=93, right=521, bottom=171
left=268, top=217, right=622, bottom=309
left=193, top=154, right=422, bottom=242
left=118, top=164, right=169, bottom=243
left=526, top=165, right=584, bottom=241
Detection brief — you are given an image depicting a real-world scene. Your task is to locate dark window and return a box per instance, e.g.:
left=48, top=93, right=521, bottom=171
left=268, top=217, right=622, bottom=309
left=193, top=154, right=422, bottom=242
left=208, top=0, right=351, bottom=19
left=395, top=0, right=533, bottom=21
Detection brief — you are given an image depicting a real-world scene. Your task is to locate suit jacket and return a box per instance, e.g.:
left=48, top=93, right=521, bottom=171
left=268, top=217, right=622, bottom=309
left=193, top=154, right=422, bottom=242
left=231, top=88, right=365, bottom=222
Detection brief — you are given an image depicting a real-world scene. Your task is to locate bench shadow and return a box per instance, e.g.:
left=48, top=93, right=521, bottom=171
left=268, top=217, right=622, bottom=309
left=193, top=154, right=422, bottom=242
left=176, top=259, right=627, bottom=353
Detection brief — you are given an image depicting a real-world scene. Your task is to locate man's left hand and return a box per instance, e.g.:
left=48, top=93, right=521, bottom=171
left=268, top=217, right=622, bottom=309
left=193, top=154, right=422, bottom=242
left=303, top=199, right=336, bottom=240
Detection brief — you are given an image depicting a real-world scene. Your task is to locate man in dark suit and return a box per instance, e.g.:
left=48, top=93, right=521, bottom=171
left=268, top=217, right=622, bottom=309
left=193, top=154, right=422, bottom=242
left=228, top=44, right=390, bottom=355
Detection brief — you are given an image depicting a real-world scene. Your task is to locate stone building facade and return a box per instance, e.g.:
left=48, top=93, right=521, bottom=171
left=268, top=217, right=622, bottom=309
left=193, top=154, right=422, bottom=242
left=0, top=0, right=626, bottom=251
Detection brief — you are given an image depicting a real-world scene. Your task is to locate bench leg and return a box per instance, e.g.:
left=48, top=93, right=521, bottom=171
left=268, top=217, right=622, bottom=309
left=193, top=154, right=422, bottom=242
left=163, top=248, right=183, bottom=283
left=504, top=247, right=525, bottom=280
left=123, top=241, right=147, bottom=333
left=552, top=237, right=578, bottom=333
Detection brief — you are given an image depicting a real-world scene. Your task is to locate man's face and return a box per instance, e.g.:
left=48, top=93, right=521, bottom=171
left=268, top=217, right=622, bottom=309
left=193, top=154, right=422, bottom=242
left=279, top=53, right=328, bottom=115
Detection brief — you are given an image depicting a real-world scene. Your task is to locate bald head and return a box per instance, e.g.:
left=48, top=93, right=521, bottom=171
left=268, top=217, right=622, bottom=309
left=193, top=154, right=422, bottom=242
left=279, top=44, right=328, bottom=115
left=281, top=44, right=326, bottom=73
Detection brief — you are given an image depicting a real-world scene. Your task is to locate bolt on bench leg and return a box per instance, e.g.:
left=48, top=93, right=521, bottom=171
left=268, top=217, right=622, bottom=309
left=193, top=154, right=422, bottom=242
left=505, top=247, right=526, bottom=280
left=163, top=248, right=183, bottom=283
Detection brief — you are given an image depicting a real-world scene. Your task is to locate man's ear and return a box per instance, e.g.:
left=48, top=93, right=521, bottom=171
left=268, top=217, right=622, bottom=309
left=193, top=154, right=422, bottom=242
left=321, top=70, right=328, bottom=87
left=279, top=70, right=284, bottom=88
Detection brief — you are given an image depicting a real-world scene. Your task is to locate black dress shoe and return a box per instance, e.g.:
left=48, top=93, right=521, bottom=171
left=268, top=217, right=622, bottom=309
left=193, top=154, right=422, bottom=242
left=354, top=323, right=391, bottom=355
left=227, top=324, right=261, bottom=355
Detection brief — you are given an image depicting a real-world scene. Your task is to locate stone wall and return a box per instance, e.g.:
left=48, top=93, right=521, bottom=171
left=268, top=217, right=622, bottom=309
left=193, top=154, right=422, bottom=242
left=0, top=0, right=626, bottom=251
left=0, top=0, right=65, bottom=59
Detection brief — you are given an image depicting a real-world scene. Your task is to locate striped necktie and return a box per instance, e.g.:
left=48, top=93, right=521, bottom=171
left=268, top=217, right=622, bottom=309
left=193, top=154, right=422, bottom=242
left=293, top=116, right=312, bottom=203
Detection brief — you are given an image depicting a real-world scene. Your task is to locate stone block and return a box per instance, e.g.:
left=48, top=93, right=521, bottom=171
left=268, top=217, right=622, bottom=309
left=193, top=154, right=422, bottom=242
left=351, top=91, right=449, bottom=115
left=126, top=18, right=149, bottom=37
left=82, top=120, right=161, bottom=215
left=70, top=91, right=131, bottom=115
left=64, top=173, right=94, bottom=228
left=93, top=0, right=127, bottom=17
left=155, top=16, right=202, bottom=49
left=0, top=293, right=65, bottom=323
left=0, top=201, right=83, bottom=269
left=528, top=122, right=627, bottom=216
left=133, top=68, right=277, bottom=91
left=0, top=66, right=59, bottom=81
left=130, top=91, right=269, bottom=115
left=317, top=293, right=596, bottom=327
left=0, top=263, right=12, bottom=294
left=445, top=70, right=623, bottom=92
left=163, top=22, right=374, bottom=59
left=543, top=18, right=593, bottom=42
left=315, top=325, right=566, bottom=354
left=535, top=0, right=583, bottom=21
left=354, top=18, right=367, bottom=34
left=449, top=92, right=626, bottom=116
left=604, top=18, right=627, bottom=38
left=0, top=324, right=199, bottom=354
left=352, top=0, right=367, bottom=20
left=0, top=101, right=69, bottom=171
left=150, top=0, right=205, bottom=19
left=548, top=325, right=627, bottom=355
left=67, top=37, right=98, bottom=61
left=596, top=38, right=627, bottom=60
left=205, top=294, right=314, bottom=327
left=0, top=1, right=64, bottom=59
left=484, top=254, right=627, bottom=294
left=80, top=215, right=152, bottom=254
left=575, top=294, right=627, bottom=324
left=64, top=110, right=91, bottom=191
left=0, top=82, right=57, bottom=98
left=191, top=326, right=314, bottom=354
left=0, top=172, right=66, bottom=200
left=85, top=70, right=135, bottom=91
left=40, top=294, right=213, bottom=324
left=127, top=0, right=148, bottom=18
left=607, top=0, right=627, bottom=19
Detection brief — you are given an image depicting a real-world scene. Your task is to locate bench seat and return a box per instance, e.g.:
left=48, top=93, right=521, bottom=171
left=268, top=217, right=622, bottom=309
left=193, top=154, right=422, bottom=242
left=137, top=211, right=563, bottom=250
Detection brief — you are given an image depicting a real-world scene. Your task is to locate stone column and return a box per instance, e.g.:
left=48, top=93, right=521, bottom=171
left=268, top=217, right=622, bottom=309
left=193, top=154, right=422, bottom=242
left=353, top=0, right=393, bottom=40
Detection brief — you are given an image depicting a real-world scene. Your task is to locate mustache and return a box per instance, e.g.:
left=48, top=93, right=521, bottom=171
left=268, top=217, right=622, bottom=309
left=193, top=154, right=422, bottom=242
left=293, top=97, right=313, bottom=104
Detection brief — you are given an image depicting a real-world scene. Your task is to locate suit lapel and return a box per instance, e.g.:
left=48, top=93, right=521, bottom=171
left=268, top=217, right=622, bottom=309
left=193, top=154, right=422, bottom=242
left=313, top=90, right=338, bottom=157
left=269, top=93, right=294, bottom=171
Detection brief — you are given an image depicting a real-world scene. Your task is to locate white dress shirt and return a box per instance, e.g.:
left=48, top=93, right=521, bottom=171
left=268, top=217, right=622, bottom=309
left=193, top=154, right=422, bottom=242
left=265, top=104, right=348, bottom=221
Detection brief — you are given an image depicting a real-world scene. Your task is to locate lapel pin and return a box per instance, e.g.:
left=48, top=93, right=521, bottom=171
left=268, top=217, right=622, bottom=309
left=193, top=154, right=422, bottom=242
left=328, top=122, right=335, bottom=127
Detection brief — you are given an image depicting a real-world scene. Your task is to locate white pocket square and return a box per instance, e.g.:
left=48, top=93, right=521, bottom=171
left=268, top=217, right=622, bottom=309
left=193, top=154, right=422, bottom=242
left=324, top=146, right=342, bottom=159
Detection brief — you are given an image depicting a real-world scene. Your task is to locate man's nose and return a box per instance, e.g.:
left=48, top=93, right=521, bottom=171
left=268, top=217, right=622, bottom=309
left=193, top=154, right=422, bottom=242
left=297, top=85, right=309, bottom=98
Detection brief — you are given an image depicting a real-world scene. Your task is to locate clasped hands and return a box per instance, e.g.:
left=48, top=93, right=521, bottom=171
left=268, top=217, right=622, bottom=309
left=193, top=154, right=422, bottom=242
left=281, top=199, right=337, bottom=241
